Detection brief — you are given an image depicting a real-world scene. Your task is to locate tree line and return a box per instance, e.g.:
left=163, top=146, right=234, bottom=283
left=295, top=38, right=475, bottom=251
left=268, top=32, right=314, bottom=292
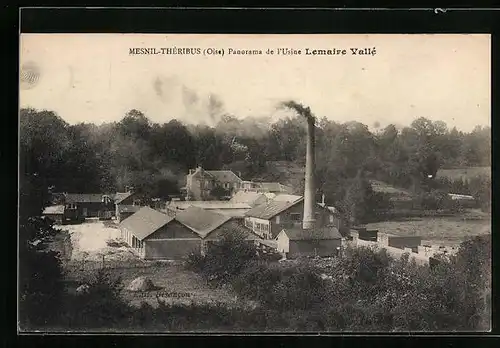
left=20, top=104, right=490, bottom=222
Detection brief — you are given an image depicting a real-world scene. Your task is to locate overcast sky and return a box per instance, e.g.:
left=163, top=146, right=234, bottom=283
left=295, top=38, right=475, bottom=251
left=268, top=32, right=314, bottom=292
left=19, top=34, right=490, bottom=131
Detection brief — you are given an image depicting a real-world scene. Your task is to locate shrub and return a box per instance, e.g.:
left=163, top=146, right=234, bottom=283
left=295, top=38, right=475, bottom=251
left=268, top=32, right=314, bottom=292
left=61, top=269, right=130, bottom=330
left=185, top=228, right=258, bottom=285
left=18, top=216, right=65, bottom=330
left=185, top=251, right=206, bottom=273
left=416, top=190, right=453, bottom=210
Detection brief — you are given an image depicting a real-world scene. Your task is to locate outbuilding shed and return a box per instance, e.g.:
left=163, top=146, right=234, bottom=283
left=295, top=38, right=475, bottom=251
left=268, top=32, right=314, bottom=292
left=119, top=206, right=201, bottom=260
left=42, top=205, right=65, bottom=224
left=276, top=226, right=342, bottom=259
left=175, top=206, right=259, bottom=254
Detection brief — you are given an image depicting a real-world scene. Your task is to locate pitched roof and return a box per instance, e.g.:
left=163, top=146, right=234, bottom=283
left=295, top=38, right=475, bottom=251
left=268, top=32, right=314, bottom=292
left=263, top=192, right=277, bottom=200
left=114, top=191, right=134, bottom=204
left=206, top=170, right=242, bottom=183
left=280, top=226, right=342, bottom=241
left=64, top=193, right=109, bottom=203
left=209, top=208, right=249, bottom=218
left=271, top=194, right=303, bottom=203
left=244, top=197, right=304, bottom=219
left=42, top=205, right=65, bottom=215
left=119, top=206, right=174, bottom=241
left=175, top=206, right=232, bottom=238
left=229, top=191, right=267, bottom=204
left=167, top=201, right=252, bottom=210
left=257, top=182, right=293, bottom=193
left=118, top=205, right=141, bottom=213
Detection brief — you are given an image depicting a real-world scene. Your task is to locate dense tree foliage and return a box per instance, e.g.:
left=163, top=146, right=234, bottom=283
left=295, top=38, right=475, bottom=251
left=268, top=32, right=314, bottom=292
left=20, top=107, right=490, bottom=220
left=184, top=232, right=491, bottom=332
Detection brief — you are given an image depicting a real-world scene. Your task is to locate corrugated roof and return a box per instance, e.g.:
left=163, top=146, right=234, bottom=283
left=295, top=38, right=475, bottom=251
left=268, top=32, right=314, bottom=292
left=175, top=206, right=232, bottom=238
left=244, top=197, right=303, bottom=219
left=281, top=226, right=342, bottom=241
left=42, top=205, right=65, bottom=215
left=206, top=170, right=242, bottom=183
left=119, top=206, right=174, bottom=241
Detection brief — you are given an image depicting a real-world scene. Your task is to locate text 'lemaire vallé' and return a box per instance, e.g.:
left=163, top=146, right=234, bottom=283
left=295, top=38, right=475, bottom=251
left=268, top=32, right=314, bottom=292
left=274, top=47, right=377, bottom=56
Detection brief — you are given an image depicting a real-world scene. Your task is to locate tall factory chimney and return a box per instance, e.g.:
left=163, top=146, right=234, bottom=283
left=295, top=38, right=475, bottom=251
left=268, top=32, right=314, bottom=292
left=302, top=113, right=316, bottom=230
left=280, top=100, right=317, bottom=230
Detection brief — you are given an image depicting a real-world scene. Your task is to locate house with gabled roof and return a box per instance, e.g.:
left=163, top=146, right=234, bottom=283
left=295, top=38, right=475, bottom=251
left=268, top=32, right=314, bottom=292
left=183, top=166, right=243, bottom=201
left=119, top=206, right=201, bottom=260
left=243, top=195, right=341, bottom=240
left=50, top=190, right=140, bottom=222
left=113, top=190, right=141, bottom=221
left=51, top=193, right=115, bottom=221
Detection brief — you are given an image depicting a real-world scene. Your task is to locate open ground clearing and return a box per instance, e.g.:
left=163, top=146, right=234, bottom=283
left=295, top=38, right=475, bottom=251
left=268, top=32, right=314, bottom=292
left=58, top=220, right=251, bottom=309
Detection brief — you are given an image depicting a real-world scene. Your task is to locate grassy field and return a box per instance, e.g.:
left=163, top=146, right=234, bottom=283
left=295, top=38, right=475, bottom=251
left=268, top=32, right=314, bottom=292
left=366, top=214, right=490, bottom=246
left=65, top=260, right=246, bottom=308
left=437, top=166, right=491, bottom=180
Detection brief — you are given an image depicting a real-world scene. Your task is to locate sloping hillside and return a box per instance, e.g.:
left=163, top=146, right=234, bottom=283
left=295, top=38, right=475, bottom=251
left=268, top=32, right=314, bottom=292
left=437, top=167, right=491, bottom=181
left=223, top=160, right=305, bottom=194
left=253, top=161, right=305, bottom=194
left=369, top=180, right=413, bottom=197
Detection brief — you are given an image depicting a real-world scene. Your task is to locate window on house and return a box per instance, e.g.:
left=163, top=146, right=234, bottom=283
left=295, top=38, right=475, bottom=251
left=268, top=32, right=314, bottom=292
left=290, top=213, right=301, bottom=222
left=224, top=183, right=229, bottom=189
left=329, top=215, right=335, bottom=223
left=276, top=215, right=280, bottom=224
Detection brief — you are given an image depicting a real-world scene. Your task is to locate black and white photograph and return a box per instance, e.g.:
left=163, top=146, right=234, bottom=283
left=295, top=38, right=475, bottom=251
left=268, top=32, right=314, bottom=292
left=19, top=33, right=491, bottom=332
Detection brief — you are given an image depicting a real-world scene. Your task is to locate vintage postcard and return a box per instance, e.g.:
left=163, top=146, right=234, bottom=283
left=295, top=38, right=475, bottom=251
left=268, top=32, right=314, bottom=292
left=19, top=33, right=491, bottom=333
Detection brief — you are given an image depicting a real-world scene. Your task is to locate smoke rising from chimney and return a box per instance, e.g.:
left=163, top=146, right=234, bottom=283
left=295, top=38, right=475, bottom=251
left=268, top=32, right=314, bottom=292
left=280, top=100, right=317, bottom=230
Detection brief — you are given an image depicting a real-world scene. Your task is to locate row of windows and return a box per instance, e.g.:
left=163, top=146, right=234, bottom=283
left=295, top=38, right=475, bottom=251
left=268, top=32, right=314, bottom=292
left=246, top=213, right=336, bottom=230
left=255, top=222, right=269, bottom=232
left=132, top=236, right=144, bottom=249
